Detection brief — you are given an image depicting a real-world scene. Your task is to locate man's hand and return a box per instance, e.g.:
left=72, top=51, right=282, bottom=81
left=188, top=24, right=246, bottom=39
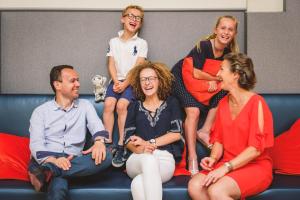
left=45, top=155, right=74, bottom=171
left=82, top=141, right=106, bottom=165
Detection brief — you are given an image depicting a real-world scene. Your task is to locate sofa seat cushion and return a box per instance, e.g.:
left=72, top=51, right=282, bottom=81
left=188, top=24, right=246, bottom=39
left=248, top=174, right=300, bottom=200
left=0, top=180, right=45, bottom=200
left=0, top=168, right=191, bottom=200
left=68, top=169, right=191, bottom=200
left=1, top=173, right=300, bottom=200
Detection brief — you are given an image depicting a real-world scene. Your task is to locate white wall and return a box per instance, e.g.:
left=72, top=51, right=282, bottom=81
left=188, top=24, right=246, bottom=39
left=0, top=0, right=284, bottom=12
left=247, top=0, right=284, bottom=12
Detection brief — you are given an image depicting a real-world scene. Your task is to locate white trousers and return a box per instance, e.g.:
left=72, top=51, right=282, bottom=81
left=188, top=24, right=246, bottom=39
left=126, top=149, right=175, bottom=200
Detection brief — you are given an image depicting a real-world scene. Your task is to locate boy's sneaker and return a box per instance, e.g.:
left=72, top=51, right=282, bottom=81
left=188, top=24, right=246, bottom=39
left=110, top=144, right=118, bottom=156
left=104, top=139, right=118, bottom=156
left=112, top=145, right=126, bottom=168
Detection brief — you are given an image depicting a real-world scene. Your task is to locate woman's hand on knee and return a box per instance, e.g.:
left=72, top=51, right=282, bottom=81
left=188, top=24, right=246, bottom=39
left=202, top=166, right=228, bottom=187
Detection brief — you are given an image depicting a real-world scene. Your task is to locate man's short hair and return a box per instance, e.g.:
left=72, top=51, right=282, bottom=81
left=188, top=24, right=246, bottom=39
left=50, top=65, right=74, bottom=93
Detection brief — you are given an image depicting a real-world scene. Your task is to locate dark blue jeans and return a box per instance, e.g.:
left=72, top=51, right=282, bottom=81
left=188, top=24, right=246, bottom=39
left=29, top=150, right=112, bottom=200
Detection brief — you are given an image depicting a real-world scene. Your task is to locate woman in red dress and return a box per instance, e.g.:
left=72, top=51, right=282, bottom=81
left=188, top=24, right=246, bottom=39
left=188, top=53, right=274, bottom=200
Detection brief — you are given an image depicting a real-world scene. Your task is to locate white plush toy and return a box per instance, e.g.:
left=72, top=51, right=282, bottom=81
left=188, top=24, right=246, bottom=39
left=92, top=75, right=107, bottom=102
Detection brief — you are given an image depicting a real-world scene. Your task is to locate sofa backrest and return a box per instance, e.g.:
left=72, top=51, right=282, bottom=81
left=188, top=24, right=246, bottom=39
left=263, top=94, right=300, bottom=136
left=0, top=94, right=104, bottom=138
left=0, top=94, right=299, bottom=138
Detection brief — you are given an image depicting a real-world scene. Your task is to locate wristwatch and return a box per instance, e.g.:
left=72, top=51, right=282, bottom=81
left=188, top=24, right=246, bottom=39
left=149, top=138, right=156, bottom=145
left=224, top=162, right=233, bottom=172
left=94, top=138, right=105, bottom=144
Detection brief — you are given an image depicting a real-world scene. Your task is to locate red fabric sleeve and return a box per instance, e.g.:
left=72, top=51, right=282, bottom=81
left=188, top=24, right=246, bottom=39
left=247, top=96, right=274, bottom=152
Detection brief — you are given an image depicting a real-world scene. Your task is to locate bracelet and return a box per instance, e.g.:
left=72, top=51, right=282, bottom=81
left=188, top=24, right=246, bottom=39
left=224, top=162, right=233, bottom=172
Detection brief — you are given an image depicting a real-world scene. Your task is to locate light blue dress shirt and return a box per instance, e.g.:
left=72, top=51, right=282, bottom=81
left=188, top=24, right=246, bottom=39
left=29, top=99, right=108, bottom=164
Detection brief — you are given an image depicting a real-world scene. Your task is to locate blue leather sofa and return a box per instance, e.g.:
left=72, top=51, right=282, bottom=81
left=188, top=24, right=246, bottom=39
left=0, top=94, right=299, bottom=200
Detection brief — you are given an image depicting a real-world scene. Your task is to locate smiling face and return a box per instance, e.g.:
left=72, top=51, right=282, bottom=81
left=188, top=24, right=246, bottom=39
left=139, top=68, right=159, bottom=98
left=55, top=68, right=80, bottom=100
left=214, top=17, right=237, bottom=46
left=217, top=59, right=238, bottom=91
left=121, top=8, right=143, bottom=34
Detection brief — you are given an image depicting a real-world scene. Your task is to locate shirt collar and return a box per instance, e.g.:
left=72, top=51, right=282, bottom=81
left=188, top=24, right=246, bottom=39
left=118, top=30, right=138, bottom=41
left=51, top=98, right=78, bottom=111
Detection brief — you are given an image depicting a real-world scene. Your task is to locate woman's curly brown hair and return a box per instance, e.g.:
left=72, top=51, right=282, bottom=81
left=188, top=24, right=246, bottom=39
left=127, top=61, right=174, bottom=101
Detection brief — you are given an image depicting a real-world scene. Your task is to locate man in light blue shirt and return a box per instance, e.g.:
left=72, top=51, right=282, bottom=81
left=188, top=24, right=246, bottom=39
left=28, top=65, right=112, bottom=200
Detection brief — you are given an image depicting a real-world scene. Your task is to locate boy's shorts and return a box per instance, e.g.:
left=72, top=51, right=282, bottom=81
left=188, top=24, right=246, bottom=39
left=105, top=81, right=135, bottom=102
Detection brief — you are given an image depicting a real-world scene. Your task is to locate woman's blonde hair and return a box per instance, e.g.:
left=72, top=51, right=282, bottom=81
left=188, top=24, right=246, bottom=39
left=127, top=61, right=174, bottom=101
left=197, top=15, right=239, bottom=53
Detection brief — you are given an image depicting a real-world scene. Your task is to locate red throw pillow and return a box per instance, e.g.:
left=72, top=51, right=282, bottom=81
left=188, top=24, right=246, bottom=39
left=0, top=133, right=30, bottom=181
left=181, top=57, right=222, bottom=106
left=269, top=119, right=300, bottom=175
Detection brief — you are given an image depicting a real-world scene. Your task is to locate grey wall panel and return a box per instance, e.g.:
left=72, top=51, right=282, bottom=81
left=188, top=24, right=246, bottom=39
left=247, top=0, right=300, bottom=93
left=1, top=11, right=244, bottom=94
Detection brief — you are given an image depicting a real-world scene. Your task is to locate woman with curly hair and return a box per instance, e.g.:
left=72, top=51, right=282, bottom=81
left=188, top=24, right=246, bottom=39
left=124, top=61, right=184, bottom=200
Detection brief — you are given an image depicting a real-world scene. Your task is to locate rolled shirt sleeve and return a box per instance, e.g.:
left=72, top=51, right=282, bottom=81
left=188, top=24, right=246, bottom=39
left=29, top=107, right=51, bottom=164
left=84, top=101, right=109, bottom=140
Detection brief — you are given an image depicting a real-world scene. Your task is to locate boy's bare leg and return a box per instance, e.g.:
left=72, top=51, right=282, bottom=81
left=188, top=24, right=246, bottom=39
left=103, top=97, right=117, bottom=143
left=116, top=98, right=130, bottom=145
